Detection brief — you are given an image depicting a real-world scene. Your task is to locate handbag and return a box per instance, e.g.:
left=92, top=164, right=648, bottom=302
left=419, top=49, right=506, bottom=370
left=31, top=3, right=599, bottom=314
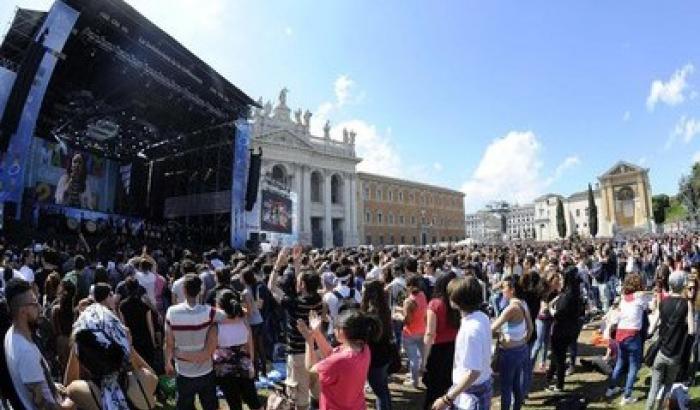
left=266, top=382, right=295, bottom=410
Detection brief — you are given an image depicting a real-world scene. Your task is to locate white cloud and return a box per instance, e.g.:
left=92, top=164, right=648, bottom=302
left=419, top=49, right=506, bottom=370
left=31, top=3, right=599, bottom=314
left=694, top=152, right=700, bottom=164
left=646, top=64, right=695, bottom=111
left=334, top=75, right=354, bottom=107
left=673, top=115, right=700, bottom=143
left=332, top=120, right=402, bottom=177
left=623, top=111, right=631, bottom=121
left=460, top=131, right=580, bottom=212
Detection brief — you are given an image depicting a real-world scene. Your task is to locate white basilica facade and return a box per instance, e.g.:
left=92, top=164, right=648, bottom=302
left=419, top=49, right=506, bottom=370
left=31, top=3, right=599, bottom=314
left=249, top=89, right=361, bottom=248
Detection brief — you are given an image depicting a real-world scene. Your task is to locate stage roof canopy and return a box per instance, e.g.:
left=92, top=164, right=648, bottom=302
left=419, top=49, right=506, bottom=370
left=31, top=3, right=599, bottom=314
left=0, top=0, right=257, bottom=160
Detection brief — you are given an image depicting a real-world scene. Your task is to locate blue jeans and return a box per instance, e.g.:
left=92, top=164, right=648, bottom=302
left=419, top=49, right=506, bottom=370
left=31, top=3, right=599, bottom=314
left=368, top=364, right=392, bottom=410
left=595, top=280, right=611, bottom=312
left=499, top=344, right=528, bottom=410
left=608, top=334, right=642, bottom=398
left=522, top=340, right=536, bottom=396
left=568, top=318, right=584, bottom=368
left=392, top=319, right=403, bottom=349
left=531, top=318, right=552, bottom=366
left=404, top=334, right=424, bottom=383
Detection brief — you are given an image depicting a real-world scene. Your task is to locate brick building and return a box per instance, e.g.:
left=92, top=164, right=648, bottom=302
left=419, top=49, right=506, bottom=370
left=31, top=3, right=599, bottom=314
left=356, top=172, right=465, bottom=246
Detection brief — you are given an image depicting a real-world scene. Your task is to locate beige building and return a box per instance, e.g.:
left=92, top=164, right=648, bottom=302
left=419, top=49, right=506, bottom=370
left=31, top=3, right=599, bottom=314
left=357, top=172, right=465, bottom=246
left=534, top=161, right=652, bottom=241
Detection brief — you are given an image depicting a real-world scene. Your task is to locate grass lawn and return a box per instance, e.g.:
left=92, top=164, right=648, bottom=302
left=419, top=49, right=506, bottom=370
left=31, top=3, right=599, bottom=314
left=158, top=328, right=700, bottom=409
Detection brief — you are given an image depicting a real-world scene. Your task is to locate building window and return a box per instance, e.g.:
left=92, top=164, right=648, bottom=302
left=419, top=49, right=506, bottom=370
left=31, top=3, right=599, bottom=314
left=271, top=164, right=287, bottom=187
left=375, top=189, right=381, bottom=201
left=399, top=191, right=404, bottom=202
left=412, top=236, right=417, bottom=244
left=331, top=174, right=343, bottom=204
left=363, top=186, right=370, bottom=200
left=388, top=191, right=394, bottom=201
left=575, top=209, right=580, bottom=217
left=388, top=214, right=394, bottom=225
left=390, top=235, right=395, bottom=244
left=366, top=235, right=372, bottom=244
left=377, top=212, right=383, bottom=224
left=365, top=211, right=371, bottom=223
left=411, top=215, right=416, bottom=225
left=401, top=235, right=405, bottom=243
left=399, top=215, right=404, bottom=225
left=585, top=207, right=589, bottom=217
left=432, top=236, right=437, bottom=243
left=432, top=217, right=436, bottom=225
left=310, top=171, right=323, bottom=203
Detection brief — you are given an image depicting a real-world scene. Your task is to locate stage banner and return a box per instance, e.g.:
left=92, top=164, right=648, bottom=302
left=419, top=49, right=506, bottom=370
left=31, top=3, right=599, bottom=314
left=231, top=120, right=251, bottom=248
left=0, top=1, right=79, bottom=213
left=0, top=67, right=17, bottom=123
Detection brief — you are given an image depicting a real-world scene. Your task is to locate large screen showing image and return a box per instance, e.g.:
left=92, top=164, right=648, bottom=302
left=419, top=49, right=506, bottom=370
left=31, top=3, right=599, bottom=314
left=29, top=138, right=117, bottom=212
left=260, top=189, right=292, bottom=234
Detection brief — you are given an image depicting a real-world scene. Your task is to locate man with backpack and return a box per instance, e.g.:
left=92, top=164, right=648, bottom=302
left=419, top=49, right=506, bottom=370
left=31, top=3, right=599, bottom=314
left=322, top=265, right=361, bottom=344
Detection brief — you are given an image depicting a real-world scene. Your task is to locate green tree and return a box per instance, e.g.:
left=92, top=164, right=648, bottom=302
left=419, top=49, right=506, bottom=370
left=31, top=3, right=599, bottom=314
left=556, top=197, right=566, bottom=239
left=678, top=163, right=700, bottom=227
left=587, top=183, right=598, bottom=238
left=652, top=194, right=671, bottom=232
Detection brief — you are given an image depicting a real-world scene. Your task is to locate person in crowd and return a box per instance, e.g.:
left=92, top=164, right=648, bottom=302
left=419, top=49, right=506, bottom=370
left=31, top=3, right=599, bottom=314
left=4, top=278, right=74, bottom=409
left=268, top=246, right=324, bottom=410
left=204, top=266, right=234, bottom=306
left=323, top=265, right=362, bottom=343
left=241, top=265, right=267, bottom=378
left=546, top=266, right=584, bottom=393
left=605, top=273, right=648, bottom=405
left=402, top=274, right=428, bottom=389
left=518, top=270, right=541, bottom=394
left=62, top=254, right=92, bottom=302
left=491, top=275, right=533, bottom=410
left=43, top=271, right=61, bottom=308
left=164, top=273, right=224, bottom=410
left=361, top=279, right=394, bottom=410
left=531, top=269, right=560, bottom=373
left=297, top=309, right=379, bottom=410
left=421, top=271, right=459, bottom=410
left=179, top=289, right=262, bottom=410
left=52, top=279, right=76, bottom=375
left=387, top=258, right=409, bottom=348
left=431, top=276, right=492, bottom=410
left=119, top=277, right=157, bottom=367
left=645, top=270, right=696, bottom=410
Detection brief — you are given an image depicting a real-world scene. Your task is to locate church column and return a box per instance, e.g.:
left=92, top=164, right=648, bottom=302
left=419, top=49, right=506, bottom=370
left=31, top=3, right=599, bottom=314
left=292, top=164, right=302, bottom=237
left=302, top=166, right=312, bottom=244
left=343, top=173, right=353, bottom=246
left=324, top=170, right=333, bottom=248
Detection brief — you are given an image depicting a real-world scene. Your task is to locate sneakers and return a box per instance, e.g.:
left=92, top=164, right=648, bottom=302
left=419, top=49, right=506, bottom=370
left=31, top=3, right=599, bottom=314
left=605, top=387, right=622, bottom=398
left=620, top=396, right=638, bottom=406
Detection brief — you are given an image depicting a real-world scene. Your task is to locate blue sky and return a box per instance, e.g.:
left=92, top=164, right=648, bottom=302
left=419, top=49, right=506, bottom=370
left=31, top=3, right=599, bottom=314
left=2, top=0, right=700, bottom=211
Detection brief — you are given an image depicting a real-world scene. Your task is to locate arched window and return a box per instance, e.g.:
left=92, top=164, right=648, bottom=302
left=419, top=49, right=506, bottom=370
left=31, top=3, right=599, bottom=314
left=311, top=171, right=323, bottom=203
left=331, top=174, right=343, bottom=204
left=271, top=164, right=287, bottom=187
left=377, top=212, right=383, bottom=224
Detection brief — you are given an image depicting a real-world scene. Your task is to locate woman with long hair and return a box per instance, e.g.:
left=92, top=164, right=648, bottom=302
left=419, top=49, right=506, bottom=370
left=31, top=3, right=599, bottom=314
left=55, top=153, right=93, bottom=209
left=51, top=279, right=76, bottom=374
left=422, top=271, right=460, bottom=410
left=546, top=266, right=584, bottom=393
left=297, top=309, right=380, bottom=410
left=531, top=270, right=561, bottom=373
left=241, top=266, right=267, bottom=378
left=403, top=274, right=428, bottom=388
left=361, top=280, right=393, bottom=410
left=491, top=275, right=533, bottom=410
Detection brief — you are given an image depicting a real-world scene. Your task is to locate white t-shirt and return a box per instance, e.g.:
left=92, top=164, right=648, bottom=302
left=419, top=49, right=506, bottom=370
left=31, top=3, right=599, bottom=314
left=366, top=266, right=383, bottom=281
left=4, top=326, right=55, bottom=409
left=322, top=283, right=362, bottom=334
left=452, top=311, right=492, bottom=409
left=18, top=265, right=35, bottom=283
left=135, top=270, right=157, bottom=306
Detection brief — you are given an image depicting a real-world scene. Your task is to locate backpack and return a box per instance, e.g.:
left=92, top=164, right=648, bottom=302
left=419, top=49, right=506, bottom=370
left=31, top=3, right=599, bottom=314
left=333, top=289, right=360, bottom=315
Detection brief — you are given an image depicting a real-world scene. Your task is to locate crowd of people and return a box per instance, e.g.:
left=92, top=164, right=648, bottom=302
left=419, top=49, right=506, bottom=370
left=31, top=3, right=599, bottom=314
left=0, top=232, right=699, bottom=410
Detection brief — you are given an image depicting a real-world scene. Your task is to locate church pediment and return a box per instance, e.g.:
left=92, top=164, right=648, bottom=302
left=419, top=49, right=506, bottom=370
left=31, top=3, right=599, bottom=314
left=256, top=129, right=316, bottom=152
left=599, top=161, right=645, bottom=179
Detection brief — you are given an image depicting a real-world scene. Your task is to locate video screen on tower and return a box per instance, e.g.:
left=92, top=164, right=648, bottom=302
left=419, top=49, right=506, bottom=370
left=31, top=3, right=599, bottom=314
left=29, top=138, right=117, bottom=212
left=260, top=189, right=292, bottom=234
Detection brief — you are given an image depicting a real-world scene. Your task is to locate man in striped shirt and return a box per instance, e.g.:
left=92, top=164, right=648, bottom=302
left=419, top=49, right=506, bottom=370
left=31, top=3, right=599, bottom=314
left=268, top=246, right=324, bottom=410
left=165, top=274, right=224, bottom=410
